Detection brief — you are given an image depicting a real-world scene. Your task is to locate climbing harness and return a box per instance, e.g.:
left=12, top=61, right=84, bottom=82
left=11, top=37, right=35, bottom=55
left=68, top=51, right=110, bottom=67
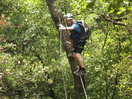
left=59, top=28, right=68, bottom=99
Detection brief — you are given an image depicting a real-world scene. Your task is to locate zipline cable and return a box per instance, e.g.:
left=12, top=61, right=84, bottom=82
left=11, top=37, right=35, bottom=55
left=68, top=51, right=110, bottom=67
left=59, top=28, right=68, bottom=99
left=80, top=76, right=89, bottom=99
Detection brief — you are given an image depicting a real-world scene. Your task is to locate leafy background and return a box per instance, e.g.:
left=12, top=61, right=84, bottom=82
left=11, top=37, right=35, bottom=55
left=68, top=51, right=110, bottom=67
left=0, top=0, right=131, bottom=98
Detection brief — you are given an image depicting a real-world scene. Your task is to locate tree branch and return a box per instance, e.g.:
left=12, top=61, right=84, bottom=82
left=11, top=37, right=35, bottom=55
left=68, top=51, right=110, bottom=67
left=101, top=15, right=127, bottom=27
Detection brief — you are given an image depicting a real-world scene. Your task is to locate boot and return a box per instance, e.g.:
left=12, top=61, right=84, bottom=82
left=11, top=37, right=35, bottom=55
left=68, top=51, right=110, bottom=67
left=76, top=68, right=86, bottom=76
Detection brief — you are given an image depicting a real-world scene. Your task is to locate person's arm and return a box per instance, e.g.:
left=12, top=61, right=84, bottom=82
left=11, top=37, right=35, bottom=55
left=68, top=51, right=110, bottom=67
left=59, top=24, right=74, bottom=31
left=65, top=27, right=74, bottom=31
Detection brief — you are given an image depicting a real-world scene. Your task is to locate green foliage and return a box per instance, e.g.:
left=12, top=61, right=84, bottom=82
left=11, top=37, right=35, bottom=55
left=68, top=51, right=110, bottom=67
left=0, top=0, right=131, bottom=98
left=0, top=0, right=61, bottom=98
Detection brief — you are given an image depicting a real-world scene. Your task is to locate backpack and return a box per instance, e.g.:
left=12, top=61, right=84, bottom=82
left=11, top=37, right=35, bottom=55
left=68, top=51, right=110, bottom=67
left=76, top=20, right=91, bottom=40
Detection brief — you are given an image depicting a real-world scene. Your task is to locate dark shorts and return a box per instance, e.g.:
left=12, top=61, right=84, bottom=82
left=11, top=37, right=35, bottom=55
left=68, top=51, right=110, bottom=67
left=73, top=41, right=85, bottom=53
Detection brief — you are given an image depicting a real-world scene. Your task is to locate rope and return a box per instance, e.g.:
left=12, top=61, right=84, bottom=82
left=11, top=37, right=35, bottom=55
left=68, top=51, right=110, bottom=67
left=79, top=76, right=89, bottom=99
left=59, top=29, right=68, bottom=99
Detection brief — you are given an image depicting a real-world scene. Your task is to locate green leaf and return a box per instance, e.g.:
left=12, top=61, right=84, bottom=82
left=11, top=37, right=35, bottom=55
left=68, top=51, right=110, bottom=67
left=87, top=2, right=94, bottom=8
left=117, top=7, right=126, bottom=14
left=109, top=9, right=115, bottom=13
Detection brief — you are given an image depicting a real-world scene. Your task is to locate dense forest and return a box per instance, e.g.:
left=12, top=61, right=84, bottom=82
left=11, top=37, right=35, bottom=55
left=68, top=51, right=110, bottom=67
left=0, top=0, right=131, bottom=99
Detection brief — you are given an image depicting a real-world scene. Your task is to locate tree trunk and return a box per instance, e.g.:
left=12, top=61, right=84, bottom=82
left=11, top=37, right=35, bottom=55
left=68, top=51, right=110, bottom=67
left=45, top=0, right=85, bottom=98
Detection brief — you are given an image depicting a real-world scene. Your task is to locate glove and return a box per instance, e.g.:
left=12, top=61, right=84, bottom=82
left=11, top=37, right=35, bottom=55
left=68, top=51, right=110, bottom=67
left=59, top=27, right=67, bottom=30
left=59, top=24, right=64, bottom=27
left=59, top=24, right=67, bottom=30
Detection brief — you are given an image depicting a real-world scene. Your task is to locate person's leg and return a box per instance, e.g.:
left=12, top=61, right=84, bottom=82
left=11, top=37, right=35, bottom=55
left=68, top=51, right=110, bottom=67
left=72, top=41, right=85, bottom=67
left=72, top=53, right=86, bottom=75
left=73, top=57, right=79, bottom=66
left=72, top=53, right=84, bottom=68
left=71, top=53, right=81, bottom=74
left=72, top=41, right=86, bottom=75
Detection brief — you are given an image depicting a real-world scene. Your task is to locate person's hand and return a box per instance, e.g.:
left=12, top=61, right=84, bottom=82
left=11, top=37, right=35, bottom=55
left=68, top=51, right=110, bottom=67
left=59, top=24, right=64, bottom=27
left=59, top=27, right=67, bottom=30
left=59, top=24, right=66, bottom=30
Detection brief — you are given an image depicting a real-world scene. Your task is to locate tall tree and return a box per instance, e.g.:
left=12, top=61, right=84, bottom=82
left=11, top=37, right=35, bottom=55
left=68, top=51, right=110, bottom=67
left=46, top=0, right=86, bottom=98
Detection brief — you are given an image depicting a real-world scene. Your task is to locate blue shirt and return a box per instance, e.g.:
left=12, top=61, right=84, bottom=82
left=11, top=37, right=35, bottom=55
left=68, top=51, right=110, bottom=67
left=71, top=23, right=81, bottom=33
left=70, top=22, right=84, bottom=42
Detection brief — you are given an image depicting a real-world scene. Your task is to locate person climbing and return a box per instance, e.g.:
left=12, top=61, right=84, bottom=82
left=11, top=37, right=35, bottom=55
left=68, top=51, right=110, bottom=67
left=59, top=13, right=86, bottom=76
